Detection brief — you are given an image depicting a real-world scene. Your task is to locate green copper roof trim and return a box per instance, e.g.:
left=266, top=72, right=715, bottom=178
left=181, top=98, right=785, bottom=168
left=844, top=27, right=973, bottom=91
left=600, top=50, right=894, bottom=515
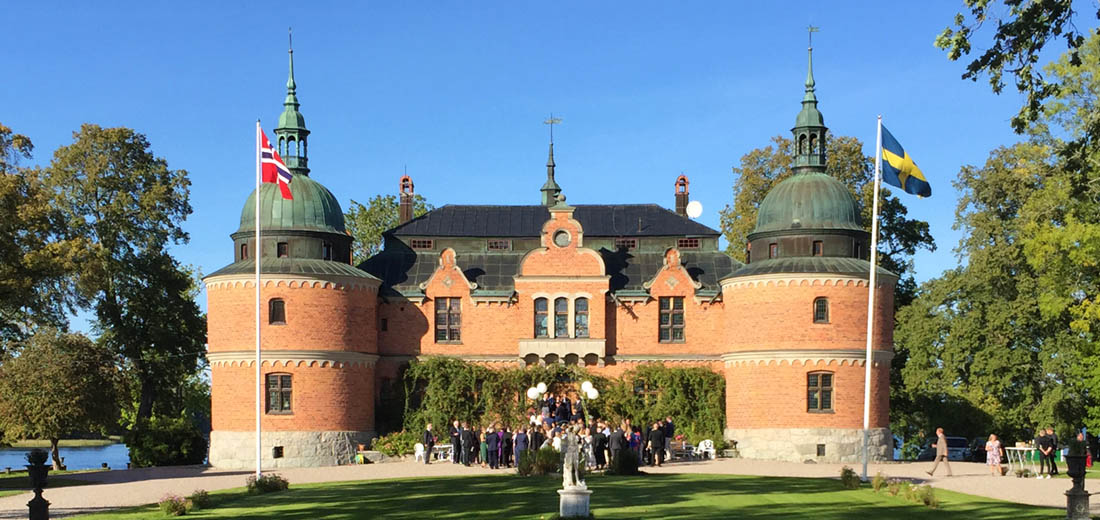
left=724, top=256, right=895, bottom=280
left=237, top=175, right=345, bottom=234
left=205, top=258, right=378, bottom=280
left=277, top=46, right=307, bottom=131
left=794, top=46, right=825, bottom=129
left=541, top=142, right=561, bottom=205
left=753, top=172, right=863, bottom=234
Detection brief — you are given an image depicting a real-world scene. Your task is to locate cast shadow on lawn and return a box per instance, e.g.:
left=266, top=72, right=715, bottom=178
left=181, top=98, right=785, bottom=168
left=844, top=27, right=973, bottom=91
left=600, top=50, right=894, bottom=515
left=192, top=474, right=1062, bottom=520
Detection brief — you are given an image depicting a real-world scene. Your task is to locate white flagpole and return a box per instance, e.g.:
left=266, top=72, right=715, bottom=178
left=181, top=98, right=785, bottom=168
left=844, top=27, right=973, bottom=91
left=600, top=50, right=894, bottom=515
left=255, top=120, right=263, bottom=479
left=862, top=115, right=884, bottom=481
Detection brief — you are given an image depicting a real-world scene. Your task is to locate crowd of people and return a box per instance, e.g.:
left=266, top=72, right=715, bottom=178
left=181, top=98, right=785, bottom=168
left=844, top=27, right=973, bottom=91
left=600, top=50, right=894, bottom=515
left=926, top=425, right=1086, bottom=478
left=418, top=391, right=679, bottom=470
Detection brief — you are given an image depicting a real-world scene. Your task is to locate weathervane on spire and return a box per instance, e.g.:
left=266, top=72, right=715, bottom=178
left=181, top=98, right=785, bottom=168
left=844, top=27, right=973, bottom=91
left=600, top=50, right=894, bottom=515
left=807, top=25, right=820, bottom=49
left=544, top=113, right=562, bottom=144
left=289, top=27, right=293, bottom=51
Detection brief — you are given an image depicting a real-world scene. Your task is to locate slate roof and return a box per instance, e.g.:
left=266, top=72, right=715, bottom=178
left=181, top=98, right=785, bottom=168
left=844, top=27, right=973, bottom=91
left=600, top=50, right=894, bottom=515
left=205, top=258, right=379, bottom=280
left=725, top=257, right=895, bottom=279
left=388, top=204, right=720, bottom=238
left=362, top=246, right=738, bottom=298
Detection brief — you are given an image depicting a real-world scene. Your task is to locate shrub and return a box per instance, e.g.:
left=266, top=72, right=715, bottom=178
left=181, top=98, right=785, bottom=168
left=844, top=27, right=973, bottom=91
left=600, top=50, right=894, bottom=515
left=916, top=484, right=938, bottom=508
left=373, top=430, right=418, bottom=456
left=533, top=446, right=561, bottom=476
left=886, top=479, right=901, bottom=496
left=871, top=472, right=887, bottom=492
left=127, top=416, right=207, bottom=468
left=606, top=450, right=640, bottom=476
left=839, top=466, right=861, bottom=489
left=158, top=494, right=192, bottom=516
left=188, top=489, right=211, bottom=509
left=517, top=449, right=536, bottom=476
left=246, top=473, right=289, bottom=494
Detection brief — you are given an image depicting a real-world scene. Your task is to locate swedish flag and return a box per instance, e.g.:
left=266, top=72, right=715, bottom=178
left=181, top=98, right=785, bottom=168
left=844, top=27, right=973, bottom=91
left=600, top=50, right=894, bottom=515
left=880, top=125, right=931, bottom=197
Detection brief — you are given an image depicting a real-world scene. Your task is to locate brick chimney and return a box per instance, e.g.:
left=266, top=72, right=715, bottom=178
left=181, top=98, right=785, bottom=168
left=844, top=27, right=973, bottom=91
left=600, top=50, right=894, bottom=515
left=675, top=174, right=689, bottom=216
left=399, top=175, right=414, bottom=224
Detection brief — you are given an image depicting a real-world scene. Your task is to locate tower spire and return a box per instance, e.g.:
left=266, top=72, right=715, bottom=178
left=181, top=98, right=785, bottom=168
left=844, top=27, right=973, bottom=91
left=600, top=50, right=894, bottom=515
left=274, top=28, right=311, bottom=176
left=791, top=26, right=827, bottom=175
left=541, top=115, right=562, bottom=206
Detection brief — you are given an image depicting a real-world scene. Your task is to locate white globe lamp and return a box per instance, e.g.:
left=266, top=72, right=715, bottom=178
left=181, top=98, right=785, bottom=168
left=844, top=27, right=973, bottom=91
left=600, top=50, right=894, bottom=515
left=526, top=387, right=539, bottom=400
left=587, top=388, right=599, bottom=400
left=536, top=382, right=547, bottom=394
left=581, top=381, right=594, bottom=393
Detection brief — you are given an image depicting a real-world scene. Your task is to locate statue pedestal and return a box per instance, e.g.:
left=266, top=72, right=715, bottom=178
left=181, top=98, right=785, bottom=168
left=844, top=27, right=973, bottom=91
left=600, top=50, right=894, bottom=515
left=1066, top=488, right=1090, bottom=520
left=558, top=486, right=592, bottom=518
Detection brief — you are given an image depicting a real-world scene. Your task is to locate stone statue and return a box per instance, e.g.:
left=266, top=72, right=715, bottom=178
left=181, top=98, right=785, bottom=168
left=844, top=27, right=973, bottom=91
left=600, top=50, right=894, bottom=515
left=561, top=426, right=584, bottom=488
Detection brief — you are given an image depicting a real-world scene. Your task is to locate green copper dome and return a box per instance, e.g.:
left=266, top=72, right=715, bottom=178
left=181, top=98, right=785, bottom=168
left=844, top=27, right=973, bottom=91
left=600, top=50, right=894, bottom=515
left=753, top=172, right=863, bottom=234
left=237, top=174, right=346, bottom=234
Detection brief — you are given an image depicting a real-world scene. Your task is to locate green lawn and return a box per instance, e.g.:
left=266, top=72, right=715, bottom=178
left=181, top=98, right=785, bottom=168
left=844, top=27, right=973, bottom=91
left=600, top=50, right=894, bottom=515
left=0, top=469, right=101, bottom=498
left=69, top=473, right=1061, bottom=520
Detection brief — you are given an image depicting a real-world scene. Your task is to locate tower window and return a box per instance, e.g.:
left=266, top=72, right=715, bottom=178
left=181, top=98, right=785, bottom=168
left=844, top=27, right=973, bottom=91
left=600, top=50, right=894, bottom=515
left=554, top=297, right=568, bottom=338
left=266, top=373, right=292, bottom=414
left=768, top=243, right=778, bottom=259
left=487, top=239, right=512, bottom=251
left=659, top=296, right=685, bottom=342
left=269, top=298, right=286, bottom=325
left=240, top=243, right=248, bottom=260
left=807, top=372, right=833, bottom=412
left=534, top=298, right=549, bottom=338
left=854, top=241, right=863, bottom=259
left=812, top=240, right=823, bottom=256
left=677, top=238, right=700, bottom=249
left=434, top=297, right=461, bottom=342
left=323, top=242, right=333, bottom=261
left=809, top=133, right=818, bottom=153
left=813, top=297, right=829, bottom=324
left=614, top=238, right=637, bottom=250
left=410, top=239, right=434, bottom=250
left=277, top=242, right=288, bottom=258
left=798, top=134, right=807, bottom=154
left=574, top=297, right=589, bottom=338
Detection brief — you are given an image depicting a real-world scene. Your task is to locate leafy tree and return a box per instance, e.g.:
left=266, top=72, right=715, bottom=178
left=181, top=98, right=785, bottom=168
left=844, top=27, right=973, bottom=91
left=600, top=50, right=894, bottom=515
left=935, top=0, right=1096, bottom=133
left=718, top=134, right=935, bottom=308
left=0, top=328, right=120, bottom=469
left=43, top=124, right=205, bottom=421
left=345, top=194, right=433, bottom=264
left=0, top=124, right=82, bottom=345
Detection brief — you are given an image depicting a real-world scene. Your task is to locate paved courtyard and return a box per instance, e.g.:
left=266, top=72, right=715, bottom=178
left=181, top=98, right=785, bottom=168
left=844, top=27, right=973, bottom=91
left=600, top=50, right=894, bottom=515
left=0, top=458, right=1087, bottom=518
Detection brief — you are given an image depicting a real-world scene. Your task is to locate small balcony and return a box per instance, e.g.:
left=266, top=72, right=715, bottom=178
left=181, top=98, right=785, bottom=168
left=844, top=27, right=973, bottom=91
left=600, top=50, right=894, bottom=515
left=518, top=338, right=606, bottom=367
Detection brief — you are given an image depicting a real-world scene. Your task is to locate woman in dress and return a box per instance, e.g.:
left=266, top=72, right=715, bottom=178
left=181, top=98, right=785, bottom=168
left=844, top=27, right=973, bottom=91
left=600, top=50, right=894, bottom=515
left=985, top=433, right=1003, bottom=476
left=479, top=429, right=489, bottom=468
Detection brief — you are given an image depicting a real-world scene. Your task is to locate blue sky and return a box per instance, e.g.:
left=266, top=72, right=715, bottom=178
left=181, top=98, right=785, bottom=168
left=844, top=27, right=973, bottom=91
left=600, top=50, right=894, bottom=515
left=4, top=2, right=1034, bottom=324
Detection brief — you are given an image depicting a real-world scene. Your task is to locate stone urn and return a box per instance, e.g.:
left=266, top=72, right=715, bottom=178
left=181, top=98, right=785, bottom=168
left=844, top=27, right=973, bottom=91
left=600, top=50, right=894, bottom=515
left=1066, top=455, right=1088, bottom=490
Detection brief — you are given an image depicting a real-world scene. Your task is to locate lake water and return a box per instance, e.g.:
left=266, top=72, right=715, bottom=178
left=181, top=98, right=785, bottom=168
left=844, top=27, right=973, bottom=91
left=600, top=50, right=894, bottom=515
left=0, top=444, right=129, bottom=471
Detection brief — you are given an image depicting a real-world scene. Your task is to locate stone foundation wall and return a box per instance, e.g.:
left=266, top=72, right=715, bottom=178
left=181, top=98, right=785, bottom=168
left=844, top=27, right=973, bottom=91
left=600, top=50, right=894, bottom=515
left=725, top=427, right=892, bottom=463
left=210, top=430, right=376, bottom=469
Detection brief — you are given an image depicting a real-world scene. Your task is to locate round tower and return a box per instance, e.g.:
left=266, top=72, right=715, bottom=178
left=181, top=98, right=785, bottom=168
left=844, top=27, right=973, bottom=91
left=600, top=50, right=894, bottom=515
left=204, top=44, right=380, bottom=469
left=719, top=44, right=895, bottom=463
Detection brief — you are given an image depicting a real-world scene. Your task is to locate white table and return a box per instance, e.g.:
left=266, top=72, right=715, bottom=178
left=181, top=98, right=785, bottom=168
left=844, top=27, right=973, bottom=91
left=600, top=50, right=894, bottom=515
left=432, top=444, right=453, bottom=461
left=1004, top=446, right=1039, bottom=475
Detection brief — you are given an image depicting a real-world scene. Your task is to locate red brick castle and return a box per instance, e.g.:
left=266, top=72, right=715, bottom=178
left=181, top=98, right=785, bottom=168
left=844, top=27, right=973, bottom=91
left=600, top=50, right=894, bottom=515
left=204, top=45, right=895, bottom=468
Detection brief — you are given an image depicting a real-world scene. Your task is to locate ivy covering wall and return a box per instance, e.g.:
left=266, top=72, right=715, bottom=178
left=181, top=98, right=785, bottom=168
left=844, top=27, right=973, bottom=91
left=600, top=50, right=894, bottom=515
left=385, top=357, right=725, bottom=445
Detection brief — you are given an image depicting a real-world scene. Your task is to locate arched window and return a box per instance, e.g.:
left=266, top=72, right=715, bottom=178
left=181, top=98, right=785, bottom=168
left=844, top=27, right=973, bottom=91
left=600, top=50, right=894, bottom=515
left=269, top=298, right=286, bottom=325
left=279, top=137, right=286, bottom=156
left=812, top=240, right=823, bottom=256
left=809, top=133, right=818, bottom=153
left=554, top=297, right=568, bottom=338
left=813, top=298, right=829, bottom=324
left=807, top=372, right=833, bottom=412
left=240, top=243, right=248, bottom=260
left=574, top=298, right=589, bottom=338
left=534, top=298, right=549, bottom=338
left=798, top=134, right=807, bottom=154
left=266, top=373, right=292, bottom=414
left=288, top=137, right=297, bottom=158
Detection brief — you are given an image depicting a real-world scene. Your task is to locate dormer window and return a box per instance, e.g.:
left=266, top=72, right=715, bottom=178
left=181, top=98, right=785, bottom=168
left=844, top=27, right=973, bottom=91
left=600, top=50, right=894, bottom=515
left=812, top=241, right=823, bottom=256
left=322, top=242, right=333, bottom=261
left=240, top=243, right=248, bottom=260
left=487, top=239, right=511, bottom=251
left=614, top=238, right=637, bottom=250
left=769, top=243, right=778, bottom=259
left=677, top=238, right=700, bottom=249
left=277, top=242, right=288, bottom=258
left=410, top=239, right=434, bottom=250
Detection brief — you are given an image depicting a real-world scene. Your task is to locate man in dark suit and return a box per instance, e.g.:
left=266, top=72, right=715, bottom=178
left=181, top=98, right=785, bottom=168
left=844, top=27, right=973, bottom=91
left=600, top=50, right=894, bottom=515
left=545, top=393, right=557, bottom=421
left=422, top=422, right=436, bottom=465
left=486, top=426, right=500, bottom=469
left=460, top=421, right=474, bottom=466
left=501, top=425, right=514, bottom=468
left=592, top=424, right=608, bottom=469
left=663, top=416, right=675, bottom=460
left=609, top=424, right=626, bottom=463
left=647, top=422, right=665, bottom=467
left=449, top=419, right=461, bottom=464
left=556, top=397, right=570, bottom=425
left=514, top=427, right=529, bottom=462
left=1042, top=427, right=1059, bottom=476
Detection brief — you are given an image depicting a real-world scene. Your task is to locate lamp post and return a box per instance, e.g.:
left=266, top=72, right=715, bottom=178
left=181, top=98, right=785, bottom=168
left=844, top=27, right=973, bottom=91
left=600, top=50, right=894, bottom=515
left=578, top=380, right=599, bottom=427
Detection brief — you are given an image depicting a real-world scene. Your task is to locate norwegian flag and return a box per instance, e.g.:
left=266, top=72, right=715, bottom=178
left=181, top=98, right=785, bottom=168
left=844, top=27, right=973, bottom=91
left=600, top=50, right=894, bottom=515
left=260, top=130, right=293, bottom=199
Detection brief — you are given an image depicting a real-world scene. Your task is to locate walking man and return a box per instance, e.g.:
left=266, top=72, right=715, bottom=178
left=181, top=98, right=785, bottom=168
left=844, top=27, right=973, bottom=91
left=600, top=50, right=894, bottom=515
left=926, top=427, right=952, bottom=477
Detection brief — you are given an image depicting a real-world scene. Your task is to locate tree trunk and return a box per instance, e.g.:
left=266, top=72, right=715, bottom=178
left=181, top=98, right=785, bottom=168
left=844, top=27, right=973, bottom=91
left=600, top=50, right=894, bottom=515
left=136, top=374, right=156, bottom=421
left=50, top=438, right=62, bottom=471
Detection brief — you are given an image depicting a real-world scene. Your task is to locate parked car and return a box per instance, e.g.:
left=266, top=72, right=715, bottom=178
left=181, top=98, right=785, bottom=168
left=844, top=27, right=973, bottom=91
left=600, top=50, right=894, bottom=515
left=915, top=436, right=971, bottom=461
left=969, top=438, right=987, bottom=463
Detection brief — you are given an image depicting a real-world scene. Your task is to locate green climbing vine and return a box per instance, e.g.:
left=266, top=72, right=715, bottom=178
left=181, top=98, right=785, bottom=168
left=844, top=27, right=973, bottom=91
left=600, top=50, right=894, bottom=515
left=390, top=357, right=725, bottom=447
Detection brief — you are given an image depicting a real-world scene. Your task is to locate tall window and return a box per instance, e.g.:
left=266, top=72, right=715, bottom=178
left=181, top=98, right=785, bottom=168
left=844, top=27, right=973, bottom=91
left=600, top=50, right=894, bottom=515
left=554, top=297, right=568, bottom=338
left=807, top=372, right=833, bottom=412
left=434, top=297, right=461, bottom=342
left=574, top=298, right=589, bottom=338
left=659, top=296, right=685, bottom=342
left=322, top=242, right=333, bottom=261
left=534, top=298, right=549, bottom=338
left=240, top=243, right=248, bottom=260
left=266, top=373, right=292, bottom=414
left=768, top=243, right=778, bottom=259
left=854, top=241, right=863, bottom=259
left=812, top=240, right=823, bottom=256
left=277, top=242, right=289, bottom=258
left=813, top=298, right=829, bottom=323
left=269, top=299, right=286, bottom=325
